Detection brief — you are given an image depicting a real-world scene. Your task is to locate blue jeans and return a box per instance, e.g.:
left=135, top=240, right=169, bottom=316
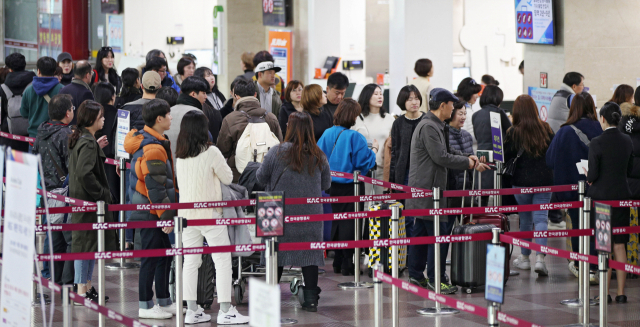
left=74, top=260, right=95, bottom=284
left=513, top=188, right=552, bottom=256
left=408, top=216, right=455, bottom=281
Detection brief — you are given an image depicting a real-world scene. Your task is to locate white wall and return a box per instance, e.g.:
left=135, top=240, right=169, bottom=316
left=307, top=0, right=341, bottom=84
left=389, top=0, right=453, bottom=114
left=339, top=0, right=367, bottom=84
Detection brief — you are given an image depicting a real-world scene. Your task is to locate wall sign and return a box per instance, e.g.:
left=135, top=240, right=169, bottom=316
left=528, top=86, right=557, bottom=122
left=595, top=203, right=612, bottom=253
left=268, top=30, right=292, bottom=83
left=262, top=0, right=287, bottom=27
left=255, top=191, right=285, bottom=238
left=540, top=72, right=548, bottom=88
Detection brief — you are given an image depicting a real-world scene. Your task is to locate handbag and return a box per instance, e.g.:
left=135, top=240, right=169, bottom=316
left=502, top=148, right=524, bottom=178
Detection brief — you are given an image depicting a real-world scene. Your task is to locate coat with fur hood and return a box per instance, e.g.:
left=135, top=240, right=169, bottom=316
left=619, top=102, right=640, bottom=198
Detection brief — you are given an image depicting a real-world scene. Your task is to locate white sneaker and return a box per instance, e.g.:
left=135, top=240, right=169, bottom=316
left=534, top=259, right=548, bottom=276
left=548, top=220, right=566, bottom=230
left=139, top=304, right=173, bottom=319
left=217, top=305, right=250, bottom=325
left=159, top=302, right=187, bottom=315
left=568, top=261, right=579, bottom=278
left=185, top=307, right=211, bottom=324
left=513, top=255, right=531, bottom=270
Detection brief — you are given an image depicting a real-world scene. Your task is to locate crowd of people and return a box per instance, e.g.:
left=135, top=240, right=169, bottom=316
left=1, top=48, right=638, bottom=324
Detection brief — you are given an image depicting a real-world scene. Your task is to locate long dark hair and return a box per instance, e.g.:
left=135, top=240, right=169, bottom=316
left=358, top=83, right=386, bottom=118
left=93, top=82, right=115, bottom=107
left=69, top=100, right=103, bottom=149
left=608, top=84, right=634, bottom=105
left=281, top=112, right=324, bottom=175
left=95, top=47, right=118, bottom=87
left=119, top=67, right=141, bottom=98
left=507, top=95, right=552, bottom=157
left=561, top=92, right=597, bottom=127
left=175, top=110, right=211, bottom=159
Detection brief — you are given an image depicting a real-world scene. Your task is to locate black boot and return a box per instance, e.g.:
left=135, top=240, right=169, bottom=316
left=301, top=287, right=320, bottom=312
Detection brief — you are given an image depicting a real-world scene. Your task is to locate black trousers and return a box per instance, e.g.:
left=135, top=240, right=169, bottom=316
left=329, top=182, right=364, bottom=270
left=277, top=266, right=319, bottom=290
left=52, top=230, right=74, bottom=285
left=139, top=227, right=172, bottom=306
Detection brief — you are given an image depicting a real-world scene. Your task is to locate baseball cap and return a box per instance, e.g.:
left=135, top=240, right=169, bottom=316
left=142, top=71, right=162, bottom=91
left=430, top=88, right=459, bottom=104
left=254, top=61, right=282, bottom=73
left=57, top=52, right=72, bottom=63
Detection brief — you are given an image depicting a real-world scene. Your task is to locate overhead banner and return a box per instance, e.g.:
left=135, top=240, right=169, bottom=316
left=528, top=86, right=557, bottom=122
left=1, top=150, right=38, bottom=327
left=268, top=30, right=292, bottom=83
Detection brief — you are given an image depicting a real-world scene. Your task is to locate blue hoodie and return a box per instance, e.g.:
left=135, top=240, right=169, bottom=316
left=20, top=77, right=63, bottom=138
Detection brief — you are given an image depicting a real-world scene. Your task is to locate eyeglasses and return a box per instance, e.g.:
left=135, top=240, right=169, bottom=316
left=71, top=105, right=76, bottom=111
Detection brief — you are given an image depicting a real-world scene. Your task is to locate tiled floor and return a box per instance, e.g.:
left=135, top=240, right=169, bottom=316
left=28, top=218, right=640, bottom=326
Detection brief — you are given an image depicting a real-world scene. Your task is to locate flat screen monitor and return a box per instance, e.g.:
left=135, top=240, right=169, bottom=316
left=515, top=0, right=555, bottom=45
left=452, top=67, right=471, bottom=91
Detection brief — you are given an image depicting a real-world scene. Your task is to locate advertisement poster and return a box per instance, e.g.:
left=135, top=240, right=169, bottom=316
left=249, top=278, right=280, bottom=327
left=485, top=244, right=506, bottom=304
left=528, top=86, right=557, bottom=122
left=262, top=0, right=286, bottom=27
left=595, top=203, right=612, bottom=253
left=116, top=110, right=130, bottom=159
left=490, top=112, right=504, bottom=162
left=107, top=14, right=124, bottom=53
left=255, top=191, right=285, bottom=238
left=0, top=150, right=38, bottom=327
left=213, top=5, right=224, bottom=75
left=515, top=0, right=554, bottom=45
left=268, top=30, right=292, bottom=84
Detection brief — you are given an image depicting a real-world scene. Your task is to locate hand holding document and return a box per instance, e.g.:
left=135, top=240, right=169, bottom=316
left=576, top=159, right=589, bottom=176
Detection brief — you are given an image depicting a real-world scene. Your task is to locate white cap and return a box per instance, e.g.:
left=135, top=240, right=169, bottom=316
left=254, top=61, right=282, bottom=73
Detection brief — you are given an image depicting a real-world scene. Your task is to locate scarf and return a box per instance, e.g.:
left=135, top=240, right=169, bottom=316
left=177, top=93, right=203, bottom=110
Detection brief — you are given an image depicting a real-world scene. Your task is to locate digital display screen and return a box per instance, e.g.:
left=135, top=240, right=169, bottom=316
left=515, top=0, right=555, bottom=45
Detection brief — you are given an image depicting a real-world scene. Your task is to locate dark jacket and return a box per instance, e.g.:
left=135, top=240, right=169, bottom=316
left=19, top=76, right=63, bottom=137
left=60, top=73, right=73, bottom=86
left=389, top=113, right=424, bottom=184
left=95, top=104, right=118, bottom=159
left=278, top=101, right=298, bottom=136
left=546, top=117, right=602, bottom=201
left=115, top=92, right=142, bottom=110
left=59, top=79, right=94, bottom=125
left=447, top=125, right=474, bottom=191
left=220, top=98, right=234, bottom=119
left=324, top=99, right=339, bottom=117
left=120, top=97, right=151, bottom=131
left=0, top=70, right=35, bottom=151
left=90, top=69, right=122, bottom=95
left=69, top=130, right=118, bottom=253
left=124, top=126, right=177, bottom=221
left=310, top=106, right=334, bottom=142
left=587, top=128, right=633, bottom=201
left=406, top=112, right=470, bottom=220
left=203, top=99, right=223, bottom=143
left=619, top=102, right=640, bottom=198
left=472, top=104, right=511, bottom=189
left=33, top=121, right=72, bottom=190
left=504, top=129, right=554, bottom=187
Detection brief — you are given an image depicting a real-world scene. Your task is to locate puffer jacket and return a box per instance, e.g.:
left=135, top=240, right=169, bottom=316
left=124, top=125, right=177, bottom=221
left=619, top=102, right=640, bottom=199
left=33, top=120, right=72, bottom=190
left=447, top=126, right=474, bottom=191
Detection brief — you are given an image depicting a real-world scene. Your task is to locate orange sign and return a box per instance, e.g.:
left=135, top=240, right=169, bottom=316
left=268, top=30, right=292, bottom=83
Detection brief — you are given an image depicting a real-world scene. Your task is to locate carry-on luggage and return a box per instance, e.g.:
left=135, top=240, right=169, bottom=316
left=367, top=201, right=407, bottom=277
left=450, top=170, right=511, bottom=293
left=169, top=249, right=216, bottom=309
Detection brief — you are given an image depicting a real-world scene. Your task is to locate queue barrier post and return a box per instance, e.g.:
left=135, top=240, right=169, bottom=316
left=494, top=161, right=503, bottom=207
left=338, top=170, right=373, bottom=290
left=62, top=284, right=73, bottom=327
left=598, top=251, right=608, bottom=327
left=391, top=205, right=400, bottom=327
left=373, top=262, right=384, bottom=327
left=562, top=180, right=586, bottom=308
left=487, top=228, right=501, bottom=327
left=417, top=187, right=459, bottom=316
left=97, top=201, right=106, bottom=327
left=174, top=217, right=184, bottom=327
left=265, top=236, right=297, bottom=325
left=106, top=158, right=139, bottom=269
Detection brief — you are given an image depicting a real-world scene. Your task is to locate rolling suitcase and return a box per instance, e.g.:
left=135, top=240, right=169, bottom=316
left=169, top=250, right=216, bottom=309
left=450, top=170, right=511, bottom=293
left=367, top=201, right=407, bottom=277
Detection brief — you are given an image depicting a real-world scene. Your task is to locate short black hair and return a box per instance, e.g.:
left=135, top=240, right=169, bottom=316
left=479, top=85, right=504, bottom=107
left=181, top=76, right=209, bottom=96
left=37, top=56, right=58, bottom=76
left=156, top=87, right=179, bottom=107
left=456, top=77, right=482, bottom=102
left=5, top=53, right=26, bottom=71
left=230, top=78, right=240, bottom=94
left=414, top=59, right=433, bottom=77
left=233, top=79, right=255, bottom=98
left=74, top=61, right=93, bottom=78
left=142, top=99, right=171, bottom=127
left=194, top=66, right=213, bottom=80
left=48, top=94, right=73, bottom=121
left=93, top=82, right=115, bottom=107
left=121, top=68, right=140, bottom=88
left=396, top=85, right=422, bottom=111
left=429, top=101, right=444, bottom=111
left=145, top=56, right=167, bottom=72
left=252, top=50, right=274, bottom=67
left=177, top=57, right=195, bottom=75
left=327, top=72, right=349, bottom=90
left=563, top=72, right=584, bottom=88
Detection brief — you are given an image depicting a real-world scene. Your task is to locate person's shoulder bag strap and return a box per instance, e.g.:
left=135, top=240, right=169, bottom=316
left=331, top=129, right=347, bottom=155
left=43, top=94, right=51, bottom=103
left=47, top=147, right=67, bottom=182
left=569, top=124, right=590, bottom=147
left=273, top=166, right=288, bottom=188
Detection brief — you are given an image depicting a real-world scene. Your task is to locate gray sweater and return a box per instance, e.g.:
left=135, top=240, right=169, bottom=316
left=256, top=142, right=332, bottom=267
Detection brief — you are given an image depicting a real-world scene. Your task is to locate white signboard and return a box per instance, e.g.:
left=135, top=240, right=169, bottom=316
left=0, top=150, right=38, bottom=327
left=116, top=110, right=130, bottom=159
left=249, top=278, right=280, bottom=327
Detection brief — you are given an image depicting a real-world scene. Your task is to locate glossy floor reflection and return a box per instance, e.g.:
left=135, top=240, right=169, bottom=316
left=29, top=218, right=640, bottom=326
